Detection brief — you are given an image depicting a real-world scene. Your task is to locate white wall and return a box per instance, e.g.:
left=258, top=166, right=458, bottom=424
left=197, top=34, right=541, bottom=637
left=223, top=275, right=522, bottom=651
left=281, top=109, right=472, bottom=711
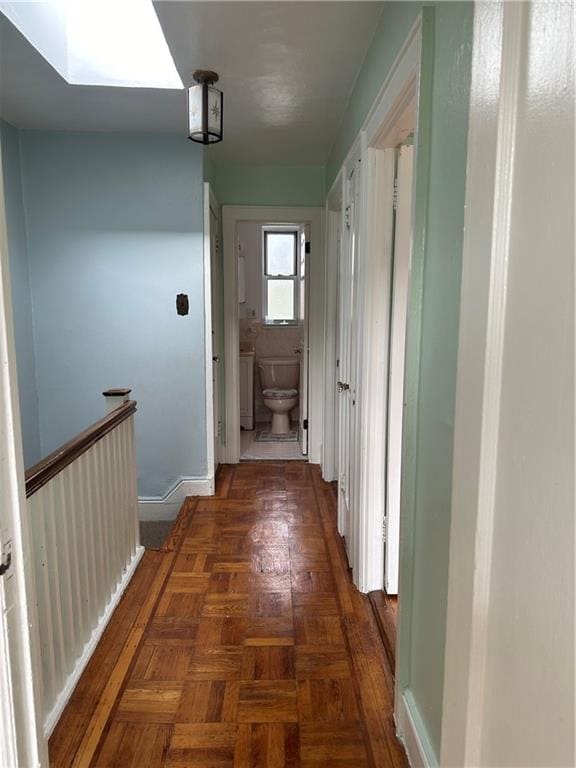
left=442, top=3, right=575, bottom=766
left=479, top=2, right=574, bottom=763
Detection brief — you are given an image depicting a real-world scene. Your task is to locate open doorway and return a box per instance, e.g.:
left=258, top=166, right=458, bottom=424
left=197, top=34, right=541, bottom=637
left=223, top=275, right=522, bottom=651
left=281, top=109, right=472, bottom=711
left=236, top=221, right=309, bottom=461
left=221, top=206, right=325, bottom=466
left=368, top=96, right=416, bottom=673
left=324, top=41, right=418, bottom=676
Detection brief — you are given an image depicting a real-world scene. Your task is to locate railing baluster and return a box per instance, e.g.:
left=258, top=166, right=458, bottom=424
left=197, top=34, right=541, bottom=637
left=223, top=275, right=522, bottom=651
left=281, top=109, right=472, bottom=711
left=84, top=450, right=105, bottom=617
left=44, top=482, right=67, bottom=693
left=53, top=472, right=77, bottom=664
left=25, top=399, right=140, bottom=735
left=30, top=492, right=57, bottom=715
left=120, top=422, right=132, bottom=565
left=63, top=465, right=85, bottom=654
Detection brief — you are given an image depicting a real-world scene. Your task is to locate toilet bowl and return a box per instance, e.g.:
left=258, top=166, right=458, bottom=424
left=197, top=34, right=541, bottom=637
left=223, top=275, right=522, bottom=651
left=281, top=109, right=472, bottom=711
left=258, top=357, right=300, bottom=435
left=262, top=389, right=299, bottom=434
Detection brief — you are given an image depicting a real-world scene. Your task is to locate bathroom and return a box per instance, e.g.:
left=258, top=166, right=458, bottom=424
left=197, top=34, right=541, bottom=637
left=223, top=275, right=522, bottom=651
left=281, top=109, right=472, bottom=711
left=237, top=220, right=308, bottom=460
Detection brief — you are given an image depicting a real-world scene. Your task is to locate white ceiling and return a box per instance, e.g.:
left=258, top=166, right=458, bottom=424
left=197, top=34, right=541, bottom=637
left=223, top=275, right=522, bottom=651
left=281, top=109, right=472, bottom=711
left=0, top=1, right=384, bottom=165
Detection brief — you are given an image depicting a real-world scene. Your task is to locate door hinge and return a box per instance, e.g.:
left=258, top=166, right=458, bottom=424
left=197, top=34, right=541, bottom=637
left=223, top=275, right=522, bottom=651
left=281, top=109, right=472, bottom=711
left=382, top=516, right=388, bottom=542
left=344, top=206, right=351, bottom=230
left=303, top=419, right=309, bottom=430
left=305, top=241, right=311, bottom=254
left=0, top=540, right=12, bottom=577
left=392, top=177, right=399, bottom=211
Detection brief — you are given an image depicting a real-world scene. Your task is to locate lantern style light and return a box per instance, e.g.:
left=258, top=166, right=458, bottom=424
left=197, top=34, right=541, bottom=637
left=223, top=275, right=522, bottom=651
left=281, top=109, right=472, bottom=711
left=188, top=70, right=223, bottom=144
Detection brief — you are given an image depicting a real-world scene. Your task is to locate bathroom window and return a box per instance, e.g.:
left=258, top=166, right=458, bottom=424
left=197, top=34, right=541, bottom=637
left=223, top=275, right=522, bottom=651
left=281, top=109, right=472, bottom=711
left=262, top=229, right=299, bottom=324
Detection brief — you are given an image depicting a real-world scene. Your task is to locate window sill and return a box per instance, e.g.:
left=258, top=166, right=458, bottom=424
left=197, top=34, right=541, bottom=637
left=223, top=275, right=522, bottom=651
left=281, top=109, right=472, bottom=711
left=263, top=321, right=300, bottom=327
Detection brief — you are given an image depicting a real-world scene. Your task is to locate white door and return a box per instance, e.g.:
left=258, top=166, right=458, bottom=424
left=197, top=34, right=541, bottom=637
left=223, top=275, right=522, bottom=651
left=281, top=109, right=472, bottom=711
left=384, top=145, right=414, bottom=594
left=209, top=203, right=223, bottom=468
left=299, top=225, right=310, bottom=454
left=337, top=163, right=361, bottom=549
left=333, top=219, right=341, bottom=480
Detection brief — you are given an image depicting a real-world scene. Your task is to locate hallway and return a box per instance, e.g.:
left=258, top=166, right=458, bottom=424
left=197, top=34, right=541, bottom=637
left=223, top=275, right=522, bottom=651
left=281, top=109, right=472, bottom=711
left=49, top=462, right=407, bottom=767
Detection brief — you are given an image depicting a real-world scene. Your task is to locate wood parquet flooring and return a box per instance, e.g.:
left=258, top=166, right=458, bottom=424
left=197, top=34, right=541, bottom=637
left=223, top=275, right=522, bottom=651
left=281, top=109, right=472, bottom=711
left=49, top=463, right=408, bottom=767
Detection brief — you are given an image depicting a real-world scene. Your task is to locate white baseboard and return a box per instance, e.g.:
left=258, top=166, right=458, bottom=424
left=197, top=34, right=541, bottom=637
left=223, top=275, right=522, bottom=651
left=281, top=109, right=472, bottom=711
left=43, top=545, right=145, bottom=738
left=396, top=690, right=438, bottom=768
left=138, top=475, right=215, bottom=521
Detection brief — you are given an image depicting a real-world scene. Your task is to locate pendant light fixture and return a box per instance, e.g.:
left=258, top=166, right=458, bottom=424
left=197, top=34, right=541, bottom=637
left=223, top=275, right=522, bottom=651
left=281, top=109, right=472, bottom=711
left=188, top=70, right=223, bottom=144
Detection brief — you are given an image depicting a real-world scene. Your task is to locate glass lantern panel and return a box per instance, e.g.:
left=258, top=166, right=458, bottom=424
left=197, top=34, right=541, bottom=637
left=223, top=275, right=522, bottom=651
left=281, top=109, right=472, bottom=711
left=188, top=85, right=203, bottom=135
left=207, top=87, right=222, bottom=134
left=265, top=233, right=297, bottom=275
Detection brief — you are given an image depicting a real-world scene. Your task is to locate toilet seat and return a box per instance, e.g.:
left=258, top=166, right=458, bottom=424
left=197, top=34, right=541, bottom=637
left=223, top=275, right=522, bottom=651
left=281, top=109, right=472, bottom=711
left=262, top=388, right=298, bottom=399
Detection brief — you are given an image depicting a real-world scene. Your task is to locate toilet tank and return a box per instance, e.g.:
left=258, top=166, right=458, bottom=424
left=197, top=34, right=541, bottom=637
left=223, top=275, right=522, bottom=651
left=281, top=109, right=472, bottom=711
left=258, top=357, right=300, bottom=389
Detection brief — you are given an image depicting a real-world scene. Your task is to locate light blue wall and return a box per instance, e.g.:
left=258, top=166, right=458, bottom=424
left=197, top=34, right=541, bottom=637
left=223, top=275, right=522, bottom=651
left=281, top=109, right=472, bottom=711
left=0, top=120, right=41, bottom=467
left=17, top=131, right=206, bottom=498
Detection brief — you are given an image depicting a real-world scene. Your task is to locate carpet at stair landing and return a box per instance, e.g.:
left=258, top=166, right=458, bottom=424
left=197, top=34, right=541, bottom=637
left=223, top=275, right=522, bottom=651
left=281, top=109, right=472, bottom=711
left=139, top=520, right=173, bottom=550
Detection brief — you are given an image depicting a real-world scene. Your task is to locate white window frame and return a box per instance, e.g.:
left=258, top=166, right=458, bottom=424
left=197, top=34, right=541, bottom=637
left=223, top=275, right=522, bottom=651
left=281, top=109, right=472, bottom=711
left=262, top=226, right=300, bottom=325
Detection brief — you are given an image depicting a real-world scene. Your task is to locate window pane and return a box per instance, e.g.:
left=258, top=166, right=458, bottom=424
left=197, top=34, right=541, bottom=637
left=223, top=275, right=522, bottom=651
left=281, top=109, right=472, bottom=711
left=265, top=233, right=296, bottom=275
left=267, top=280, right=295, bottom=321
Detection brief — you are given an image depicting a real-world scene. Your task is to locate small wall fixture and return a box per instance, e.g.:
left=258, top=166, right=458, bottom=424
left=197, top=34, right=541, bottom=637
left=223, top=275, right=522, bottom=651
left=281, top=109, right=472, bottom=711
left=188, top=70, right=223, bottom=144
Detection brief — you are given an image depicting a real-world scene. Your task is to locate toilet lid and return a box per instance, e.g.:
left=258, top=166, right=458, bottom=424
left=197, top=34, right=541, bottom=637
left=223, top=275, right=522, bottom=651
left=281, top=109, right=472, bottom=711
left=262, top=388, right=298, bottom=398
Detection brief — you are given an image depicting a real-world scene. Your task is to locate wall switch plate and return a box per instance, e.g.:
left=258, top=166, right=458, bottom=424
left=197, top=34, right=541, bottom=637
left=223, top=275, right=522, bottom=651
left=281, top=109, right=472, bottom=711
left=176, top=293, right=189, bottom=315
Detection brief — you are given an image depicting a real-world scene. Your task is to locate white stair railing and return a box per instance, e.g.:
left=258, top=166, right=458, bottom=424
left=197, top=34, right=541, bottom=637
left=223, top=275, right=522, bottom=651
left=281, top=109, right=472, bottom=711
left=25, top=389, right=143, bottom=737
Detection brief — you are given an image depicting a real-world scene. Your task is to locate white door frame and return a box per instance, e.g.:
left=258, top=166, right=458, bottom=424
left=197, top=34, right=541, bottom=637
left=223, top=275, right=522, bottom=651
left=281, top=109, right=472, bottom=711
left=384, top=144, right=414, bottom=596
left=354, top=145, right=397, bottom=592
left=357, top=20, right=421, bottom=595
left=0, top=137, right=48, bottom=766
left=323, top=16, right=422, bottom=593
left=203, top=183, right=222, bottom=480
left=321, top=181, right=343, bottom=483
left=222, top=206, right=325, bottom=465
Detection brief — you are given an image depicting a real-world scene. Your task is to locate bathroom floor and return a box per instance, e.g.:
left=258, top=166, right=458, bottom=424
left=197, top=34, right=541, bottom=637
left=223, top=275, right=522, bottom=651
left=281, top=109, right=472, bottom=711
left=240, top=422, right=305, bottom=461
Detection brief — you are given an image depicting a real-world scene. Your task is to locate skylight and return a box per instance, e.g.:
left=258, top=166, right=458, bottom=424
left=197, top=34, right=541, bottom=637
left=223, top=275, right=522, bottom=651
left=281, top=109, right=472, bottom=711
left=0, top=0, right=183, bottom=89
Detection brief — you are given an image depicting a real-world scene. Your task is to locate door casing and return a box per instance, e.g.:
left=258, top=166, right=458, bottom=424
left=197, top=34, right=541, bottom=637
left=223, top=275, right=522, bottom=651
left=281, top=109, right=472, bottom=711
left=221, top=206, right=325, bottom=465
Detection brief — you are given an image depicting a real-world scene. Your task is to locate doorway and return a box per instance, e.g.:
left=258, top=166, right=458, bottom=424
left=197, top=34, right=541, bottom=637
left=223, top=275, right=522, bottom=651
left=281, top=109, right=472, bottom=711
left=324, top=31, right=419, bottom=681
left=221, top=206, right=326, bottom=466
left=236, top=221, right=309, bottom=461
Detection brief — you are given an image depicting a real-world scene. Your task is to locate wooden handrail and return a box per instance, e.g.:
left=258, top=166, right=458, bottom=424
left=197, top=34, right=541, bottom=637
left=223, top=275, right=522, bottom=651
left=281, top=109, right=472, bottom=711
left=25, top=400, right=137, bottom=498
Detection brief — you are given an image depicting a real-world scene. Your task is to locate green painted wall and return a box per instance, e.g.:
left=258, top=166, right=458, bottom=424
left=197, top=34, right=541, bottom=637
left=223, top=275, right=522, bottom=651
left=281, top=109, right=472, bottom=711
left=326, top=2, right=421, bottom=187
left=204, top=162, right=325, bottom=207
left=327, top=2, right=474, bottom=762
left=408, top=4, right=473, bottom=759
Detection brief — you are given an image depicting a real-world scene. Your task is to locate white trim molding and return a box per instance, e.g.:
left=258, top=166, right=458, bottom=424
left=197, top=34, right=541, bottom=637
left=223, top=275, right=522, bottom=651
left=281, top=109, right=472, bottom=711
left=441, top=4, right=523, bottom=766
left=397, top=690, right=437, bottom=768
left=138, top=475, right=215, bottom=520
left=203, top=182, right=216, bottom=479
left=44, top=546, right=145, bottom=737
left=354, top=145, right=396, bottom=593
left=0, top=121, right=48, bottom=767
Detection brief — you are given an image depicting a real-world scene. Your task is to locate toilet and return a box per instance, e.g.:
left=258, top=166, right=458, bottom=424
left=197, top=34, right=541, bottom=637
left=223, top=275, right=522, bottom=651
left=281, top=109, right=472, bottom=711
left=258, top=356, right=300, bottom=434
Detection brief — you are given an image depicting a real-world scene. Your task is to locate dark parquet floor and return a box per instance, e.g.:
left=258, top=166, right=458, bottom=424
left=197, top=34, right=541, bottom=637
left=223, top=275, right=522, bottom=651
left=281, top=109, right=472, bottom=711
left=49, top=462, right=407, bottom=768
